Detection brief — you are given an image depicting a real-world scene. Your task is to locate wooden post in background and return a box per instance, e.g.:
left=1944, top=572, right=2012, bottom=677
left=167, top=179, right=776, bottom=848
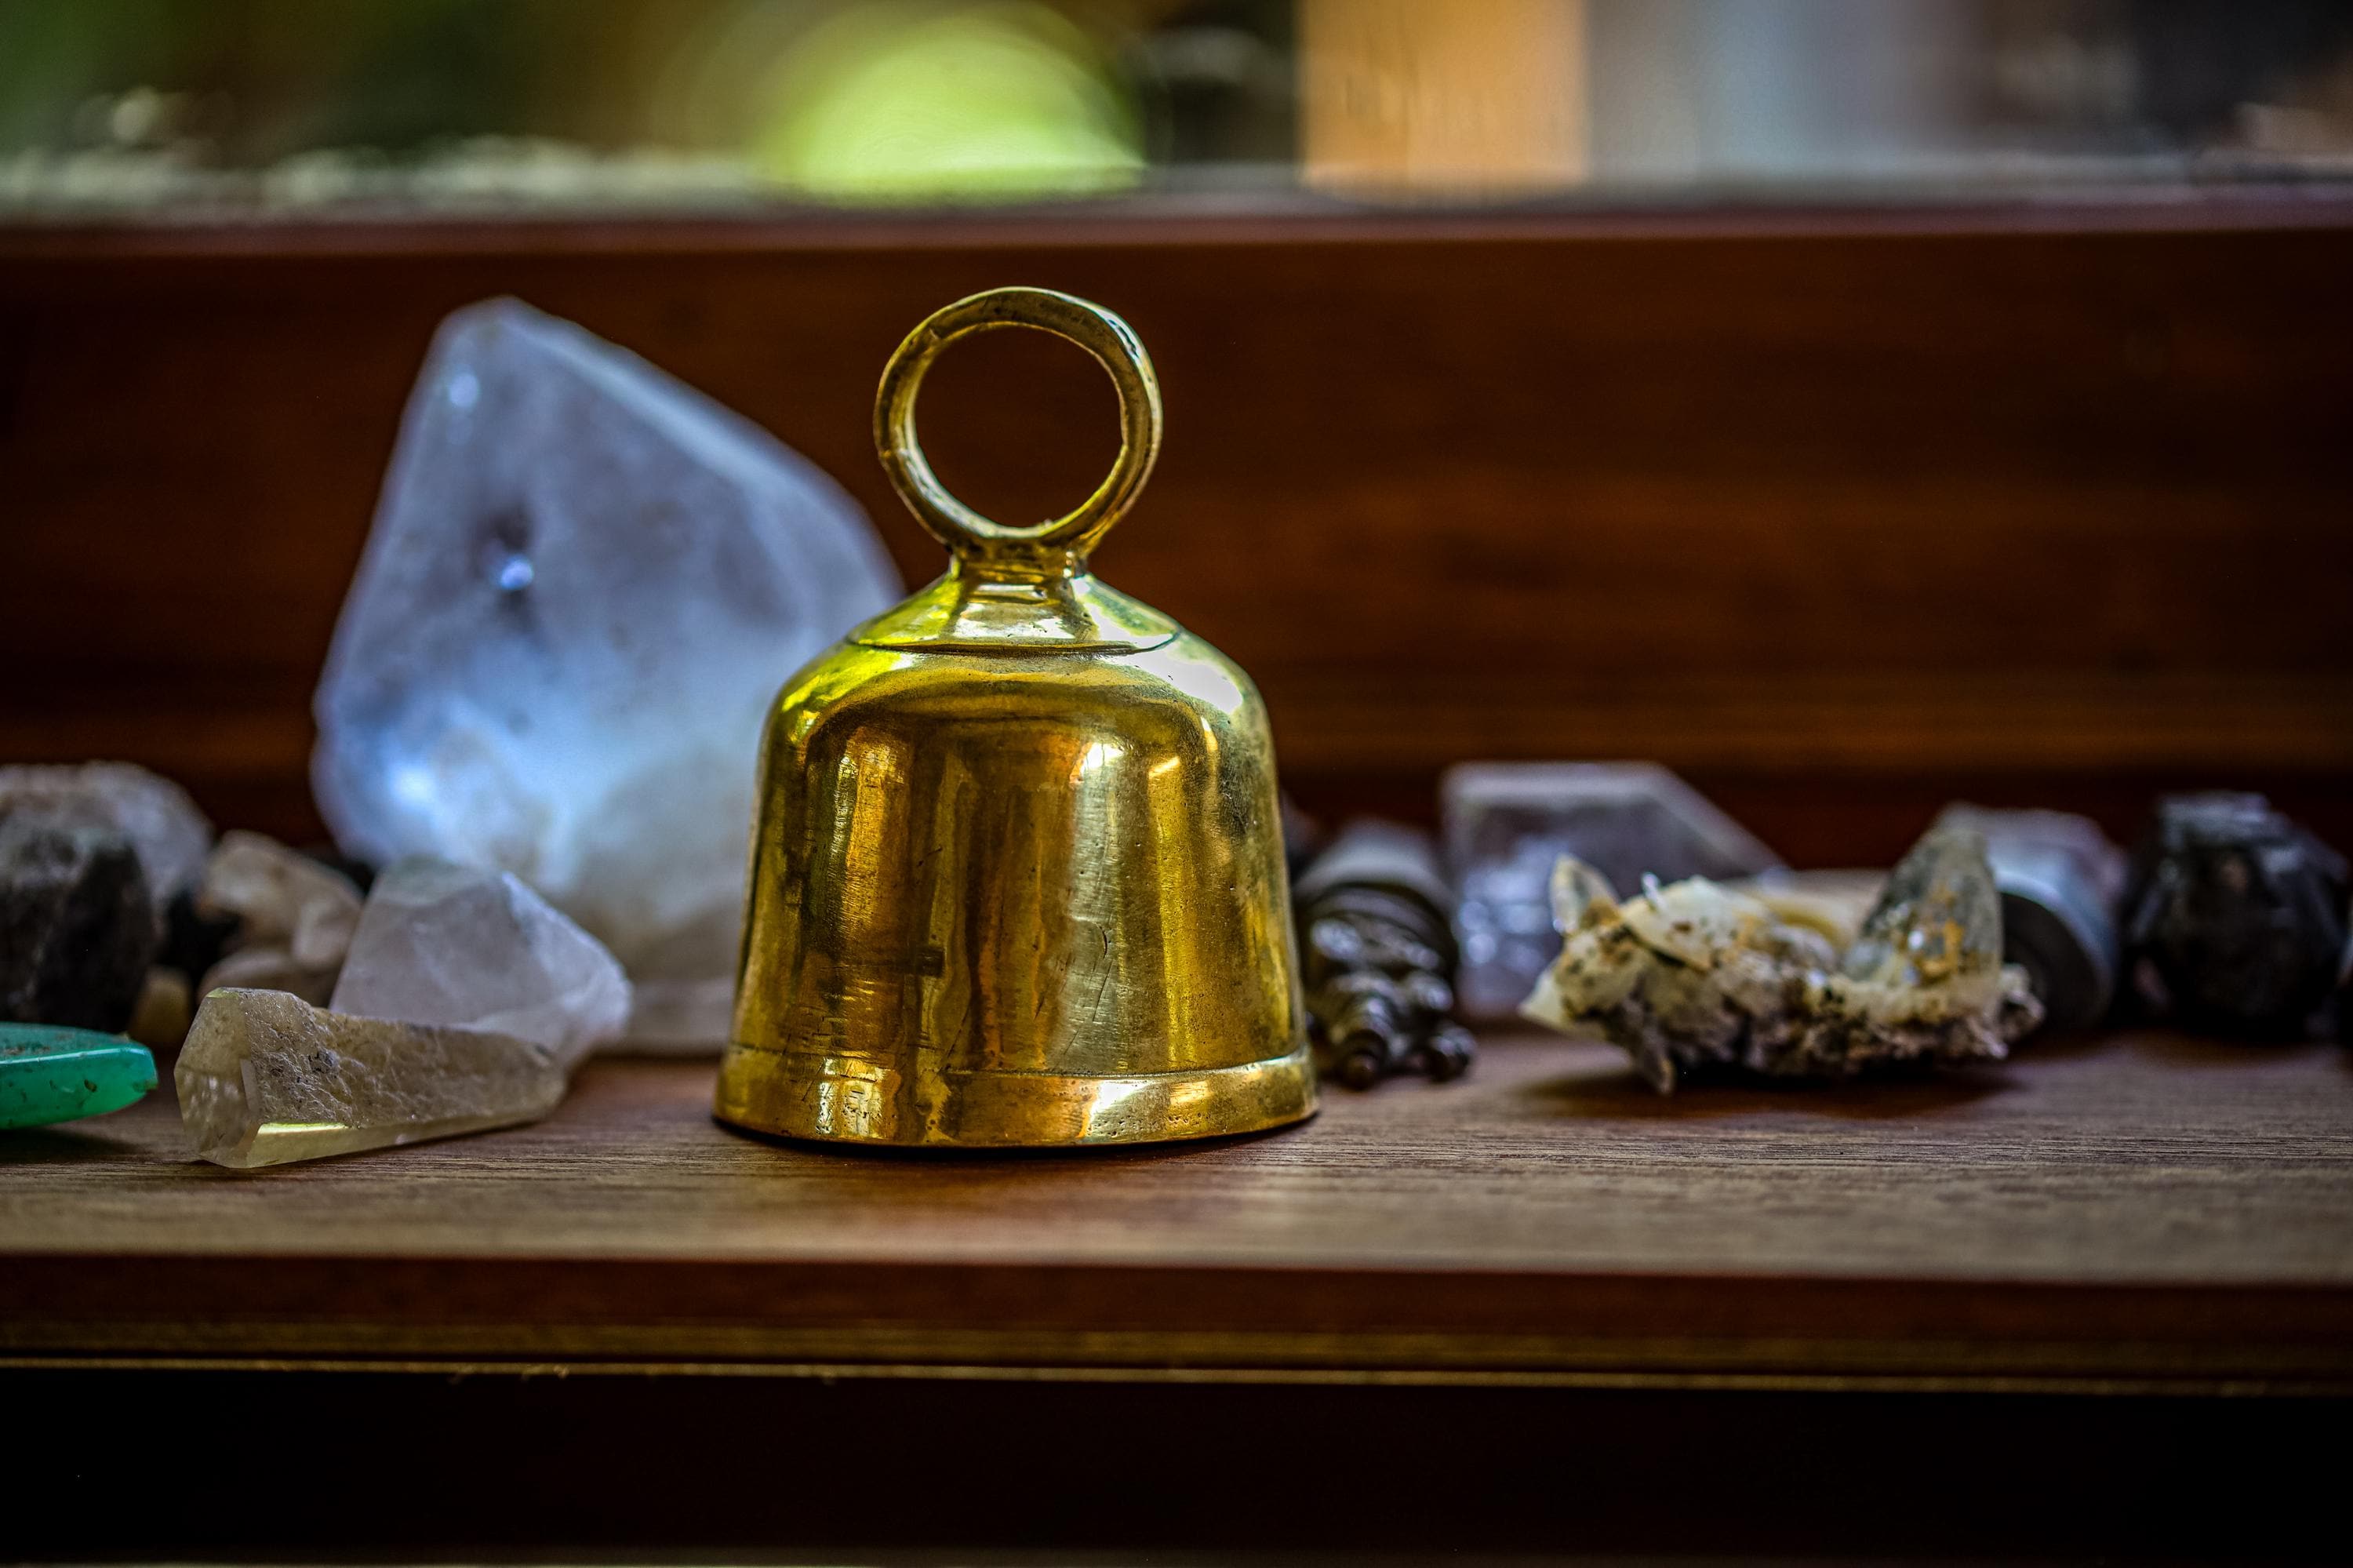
left=1300, top=0, right=1590, bottom=195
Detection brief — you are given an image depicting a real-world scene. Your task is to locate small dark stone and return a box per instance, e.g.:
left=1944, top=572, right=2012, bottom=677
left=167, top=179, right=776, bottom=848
left=296, top=843, right=376, bottom=896
left=2335, top=922, right=2352, bottom=1046
left=2122, top=793, right=2349, bottom=1039
left=158, top=886, right=241, bottom=982
left=0, top=817, right=161, bottom=1033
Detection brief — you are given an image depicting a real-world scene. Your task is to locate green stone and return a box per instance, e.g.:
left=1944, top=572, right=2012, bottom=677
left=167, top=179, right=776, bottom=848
left=0, top=1024, right=156, bottom=1130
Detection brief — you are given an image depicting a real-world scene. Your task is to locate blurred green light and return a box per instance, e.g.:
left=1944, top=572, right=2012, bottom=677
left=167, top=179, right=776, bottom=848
left=755, top=2, right=1144, bottom=203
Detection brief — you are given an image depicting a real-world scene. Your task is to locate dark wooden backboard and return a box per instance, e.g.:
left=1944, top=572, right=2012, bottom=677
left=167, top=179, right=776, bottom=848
left=4, top=197, right=2349, bottom=860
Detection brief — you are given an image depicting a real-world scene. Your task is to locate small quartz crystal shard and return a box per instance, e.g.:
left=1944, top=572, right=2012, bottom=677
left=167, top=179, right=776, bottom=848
left=0, top=819, right=160, bottom=1031
left=176, top=988, right=567, bottom=1168
left=1936, top=803, right=2126, bottom=1035
left=0, top=1023, right=156, bottom=1130
left=330, top=857, right=630, bottom=1067
left=1443, top=762, right=1782, bottom=1019
left=2122, top=793, right=2348, bottom=1038
left=0, top=762, right=212, bottom=914
left=311, top=298, right=900, bottom=1046
left=1524, top=824, right=2041, bottom=1093
left=194, top=831, right=363, bottom=1006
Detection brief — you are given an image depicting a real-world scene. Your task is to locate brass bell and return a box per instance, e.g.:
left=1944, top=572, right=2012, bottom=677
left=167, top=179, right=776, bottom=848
left=715, top=287, right=1316, bottom=1148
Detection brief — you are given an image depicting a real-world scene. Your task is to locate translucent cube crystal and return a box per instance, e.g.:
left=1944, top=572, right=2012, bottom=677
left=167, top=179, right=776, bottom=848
left=1442, top=762, right=1782, bottom=1020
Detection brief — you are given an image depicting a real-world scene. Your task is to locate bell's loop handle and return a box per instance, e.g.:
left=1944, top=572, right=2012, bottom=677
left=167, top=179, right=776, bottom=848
left=875, top=286, right=1162, bottom=569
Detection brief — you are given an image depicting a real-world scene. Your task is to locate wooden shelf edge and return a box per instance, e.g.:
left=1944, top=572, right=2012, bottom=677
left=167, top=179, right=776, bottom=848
left=5, top=181, right=2353, bottom=263
left=8, top=1254, right=2351, bottom=1392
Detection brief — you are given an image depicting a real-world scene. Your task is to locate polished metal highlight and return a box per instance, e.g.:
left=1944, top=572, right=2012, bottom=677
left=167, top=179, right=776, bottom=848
left=715, top=287, right=1315, bottom=1148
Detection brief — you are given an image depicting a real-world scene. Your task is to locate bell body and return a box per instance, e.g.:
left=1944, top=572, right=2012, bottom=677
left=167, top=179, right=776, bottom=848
left=715, top=286, right=1314, bottom=1148
left=717, top=606, right=1312, bottom=1146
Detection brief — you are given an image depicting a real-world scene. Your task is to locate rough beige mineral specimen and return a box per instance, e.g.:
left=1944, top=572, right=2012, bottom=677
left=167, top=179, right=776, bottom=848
left=1523, top=825, right=2043, bottom=1093
left=176, top=988, right=566, bottom=1167
left=194, top=831, right=363, bottom=1004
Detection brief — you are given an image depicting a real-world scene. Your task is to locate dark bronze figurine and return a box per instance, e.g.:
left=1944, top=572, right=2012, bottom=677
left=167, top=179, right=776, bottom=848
left=1294, top=820, right=1473, bottom=1089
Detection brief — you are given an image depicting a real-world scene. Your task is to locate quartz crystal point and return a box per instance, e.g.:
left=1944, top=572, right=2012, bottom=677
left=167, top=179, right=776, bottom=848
left=1523, top=824, right=2042, bottom=1093
left=0, top=762, right=212, bottom=915
left=1443, top=762, right=1782, bottom=1019
left=177, top=988, right=566, bottom=1167
left=194, top=831, right=363, bottom=1006
left=311, top=297, right=900, bottom=1045
left=330, top=857, right=629, bottom=1067
left=1936, top=803, right=2126, bottom=1035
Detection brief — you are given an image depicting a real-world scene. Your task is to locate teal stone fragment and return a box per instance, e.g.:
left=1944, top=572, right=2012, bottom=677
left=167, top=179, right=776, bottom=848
left=0, top=1023, right=156, bottom=1130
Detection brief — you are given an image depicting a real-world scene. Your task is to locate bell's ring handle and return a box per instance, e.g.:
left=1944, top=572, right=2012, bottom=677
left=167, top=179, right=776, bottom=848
left=875, top=286, right=1162, bottom=562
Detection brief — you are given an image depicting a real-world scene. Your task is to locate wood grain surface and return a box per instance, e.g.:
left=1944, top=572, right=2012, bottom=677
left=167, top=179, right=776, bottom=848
left=5, top=203, right=2351, bottom=864
left=8, top=1032, right=2351, bottom=1388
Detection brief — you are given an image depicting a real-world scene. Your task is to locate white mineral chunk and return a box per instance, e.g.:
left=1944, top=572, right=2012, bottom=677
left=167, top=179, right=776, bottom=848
left=331, top=857, right=629, bottom=1068
left=311, top=297, right=900, bottom=1046
left=177, top=988, right=567, bottom=1168
left=0, top=761, right=213, bottom=912
left=1523, top=825, right=2043, bottom=1093
left=195, top=831, right=363, bottom=1005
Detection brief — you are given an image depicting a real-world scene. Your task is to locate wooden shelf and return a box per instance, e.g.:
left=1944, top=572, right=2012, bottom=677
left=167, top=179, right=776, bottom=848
left=8, top=1031, right=2350, bottom=1392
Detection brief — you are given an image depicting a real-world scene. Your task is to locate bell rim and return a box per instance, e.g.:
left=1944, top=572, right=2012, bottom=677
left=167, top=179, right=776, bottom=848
left=713, top=1041, right=1318, bottom=1150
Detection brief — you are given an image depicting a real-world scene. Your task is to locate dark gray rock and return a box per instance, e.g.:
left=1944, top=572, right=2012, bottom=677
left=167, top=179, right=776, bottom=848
left=0, top=761, right=210, bottom=915
left=2122, top=793, right=2348, bottom=1039
left=0, top=818, right=160, bottom=1032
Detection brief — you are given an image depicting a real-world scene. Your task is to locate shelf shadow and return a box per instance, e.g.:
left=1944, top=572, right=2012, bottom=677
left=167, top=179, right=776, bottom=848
left=0, top=1123, right=151, bottom=1165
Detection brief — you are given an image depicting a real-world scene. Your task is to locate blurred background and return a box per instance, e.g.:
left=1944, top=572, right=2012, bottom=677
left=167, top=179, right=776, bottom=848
left=6, top=0, right=2353, bottom=215
left=2, top=2, right=2349, bottom=874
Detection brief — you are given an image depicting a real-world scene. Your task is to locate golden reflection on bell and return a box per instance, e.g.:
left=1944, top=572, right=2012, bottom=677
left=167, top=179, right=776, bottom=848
left=714, top=286, right=1315, bottom=1148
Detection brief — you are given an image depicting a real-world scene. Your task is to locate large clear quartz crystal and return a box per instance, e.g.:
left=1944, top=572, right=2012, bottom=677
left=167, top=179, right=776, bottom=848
left=330, top=857, right=629, bottom=1067
left=177, top=988, right=566, bottom=1168
left=311, top=298, right=900, bottom=1045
